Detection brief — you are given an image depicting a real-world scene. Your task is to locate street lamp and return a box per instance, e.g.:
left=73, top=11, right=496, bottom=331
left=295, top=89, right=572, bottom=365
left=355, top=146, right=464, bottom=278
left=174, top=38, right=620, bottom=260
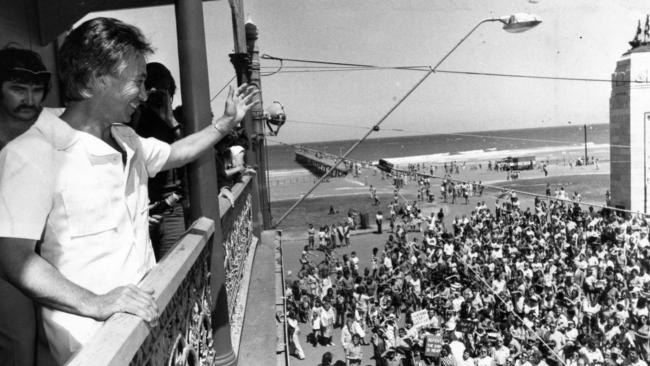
left=432, top=13, right=542, bottom=72
left=499, top=13, right=543, bottom=33
left=273, top=12, right=542, bottom=227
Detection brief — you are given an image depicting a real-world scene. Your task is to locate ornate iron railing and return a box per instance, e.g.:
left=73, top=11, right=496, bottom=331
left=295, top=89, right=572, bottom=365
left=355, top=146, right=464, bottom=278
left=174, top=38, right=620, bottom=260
left=66, top=218, right=216, bottom=366
left=219, top=176, right=257, bottom=351
left=66, top=177, right=258, bottom=365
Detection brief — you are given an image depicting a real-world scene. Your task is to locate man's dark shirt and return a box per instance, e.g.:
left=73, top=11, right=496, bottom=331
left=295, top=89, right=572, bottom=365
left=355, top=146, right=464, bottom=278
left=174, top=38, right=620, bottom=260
left=135, top=106, right=182, bottom=202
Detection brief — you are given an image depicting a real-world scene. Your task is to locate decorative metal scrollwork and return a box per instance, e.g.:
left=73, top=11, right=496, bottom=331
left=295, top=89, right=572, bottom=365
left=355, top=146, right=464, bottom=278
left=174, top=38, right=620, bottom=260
left=223, top=193, right=253, bottom=319
left=167, top=335, right=199, bottom=366
left=129, top=245, right=214, bottom=366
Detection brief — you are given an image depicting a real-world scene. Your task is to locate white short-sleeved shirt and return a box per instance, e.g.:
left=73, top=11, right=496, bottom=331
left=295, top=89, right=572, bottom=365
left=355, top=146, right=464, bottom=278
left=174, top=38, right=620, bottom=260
left=0, top=109, right=171, bottom=363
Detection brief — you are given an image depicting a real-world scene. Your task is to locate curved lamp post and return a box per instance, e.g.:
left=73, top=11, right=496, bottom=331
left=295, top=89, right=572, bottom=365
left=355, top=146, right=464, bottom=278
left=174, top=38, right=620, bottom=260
left=273, top=13, right=542, bottom=227
left=433, top=13, right=542, bottom=72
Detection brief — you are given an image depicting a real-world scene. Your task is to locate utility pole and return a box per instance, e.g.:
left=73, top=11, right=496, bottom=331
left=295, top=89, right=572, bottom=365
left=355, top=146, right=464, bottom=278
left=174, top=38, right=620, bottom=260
left=229, top=0, right=267, bottom=234
left=584, top=123, right=588, bottom=165
left=643, top=112, right=650, bottom=215
left=246, top=19, right=272, bottom=229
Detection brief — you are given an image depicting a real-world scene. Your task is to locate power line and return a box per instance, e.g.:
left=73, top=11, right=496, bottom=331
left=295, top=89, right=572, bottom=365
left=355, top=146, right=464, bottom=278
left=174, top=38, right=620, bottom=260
left=262, top=54, right=422, bottom=70
left=284, top=119, right=405, bottom=132
left=263, top=65, right=634, bottom=84
left=436, top=69, right=618, bottom=84
left=260, top=65, right=425, bottom=70
left=261, top=53, right=646, bottom=84
left=283, top=119, right=368, bottom=130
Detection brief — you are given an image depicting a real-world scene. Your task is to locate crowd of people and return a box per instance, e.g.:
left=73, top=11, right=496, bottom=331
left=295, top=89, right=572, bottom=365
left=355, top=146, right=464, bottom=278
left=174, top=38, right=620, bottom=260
left=309, top=222, right=354, bottom=251
left=286, top=177, right=650, bottom=366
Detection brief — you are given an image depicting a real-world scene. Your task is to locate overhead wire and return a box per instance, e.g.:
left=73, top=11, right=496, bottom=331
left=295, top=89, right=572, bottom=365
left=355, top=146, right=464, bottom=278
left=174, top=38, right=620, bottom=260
left=260, top=67, right=424, bottom=74
left=260, top=54, right=646, bottom=84
left=262, top=66, right=632, bottom=85
left=262, top=54, right=423, bottom=70
left=261, top=57, right=284, bottom=77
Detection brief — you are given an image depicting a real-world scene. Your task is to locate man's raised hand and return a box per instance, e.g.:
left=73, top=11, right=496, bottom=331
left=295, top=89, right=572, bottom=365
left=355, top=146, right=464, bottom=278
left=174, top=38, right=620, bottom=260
left=222, top=83, right=259, bottom=129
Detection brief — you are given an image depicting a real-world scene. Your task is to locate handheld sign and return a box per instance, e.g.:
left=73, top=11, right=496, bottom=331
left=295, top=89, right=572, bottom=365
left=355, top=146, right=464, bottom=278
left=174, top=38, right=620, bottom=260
left=458, top=319, right=474, bottom=333
left=411, top=309, right=429, bottom=327
left=424, top=334, right=442, bottom=357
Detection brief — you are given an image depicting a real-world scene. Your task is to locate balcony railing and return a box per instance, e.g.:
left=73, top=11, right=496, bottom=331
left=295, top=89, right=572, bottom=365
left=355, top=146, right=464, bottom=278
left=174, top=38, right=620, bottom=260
left=66, top=176, right=258, bottom=365
left=219, top=176, right=257, bottom=351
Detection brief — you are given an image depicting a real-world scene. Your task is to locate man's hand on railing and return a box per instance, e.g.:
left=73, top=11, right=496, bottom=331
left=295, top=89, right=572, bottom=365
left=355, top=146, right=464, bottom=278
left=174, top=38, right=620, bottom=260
left=88, top=284, right=159, bottom=327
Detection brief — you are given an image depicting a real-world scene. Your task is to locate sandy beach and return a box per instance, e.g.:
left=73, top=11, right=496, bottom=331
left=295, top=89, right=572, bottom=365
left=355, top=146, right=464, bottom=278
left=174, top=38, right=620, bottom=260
left=270, top=142, right=609, bottom=198
left=270, top=155, right=610, bottom=233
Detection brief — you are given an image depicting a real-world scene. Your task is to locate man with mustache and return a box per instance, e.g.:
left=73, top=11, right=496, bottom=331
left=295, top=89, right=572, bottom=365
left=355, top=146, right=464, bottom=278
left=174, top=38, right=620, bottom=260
left=0, top=47, right=50, bottom=149
left=0, top=46, right=55, bottom=366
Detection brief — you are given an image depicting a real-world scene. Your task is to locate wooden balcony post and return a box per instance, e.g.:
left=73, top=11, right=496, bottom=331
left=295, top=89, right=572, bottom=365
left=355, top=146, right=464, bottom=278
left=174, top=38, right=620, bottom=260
left=174, top=0, right=236, bottom=365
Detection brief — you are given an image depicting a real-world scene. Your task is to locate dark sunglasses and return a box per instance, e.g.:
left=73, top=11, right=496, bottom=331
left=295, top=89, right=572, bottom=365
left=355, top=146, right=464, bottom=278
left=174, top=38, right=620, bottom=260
left=6, top=67, right=51, bottom=85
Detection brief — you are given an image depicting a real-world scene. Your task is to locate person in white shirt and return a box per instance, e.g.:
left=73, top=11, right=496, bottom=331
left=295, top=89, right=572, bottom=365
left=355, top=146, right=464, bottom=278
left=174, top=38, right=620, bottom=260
left=376, top=210, right=384, bottom=234
left=565, top=321, right=579, bottom=342
left=477, top=345, right=496, bottom=366
left=0, top=17, right=257, bottom=363
left=492, top=336, right=510, bottom=366
left=515, top=352, right=532, bottom=366
left=627, top=350, right=648, bottom=366
left=546, top=323, right=566, bottom=354
left=383, top=253, right=393, bottom=272
left=449, top=335, right=466, bottom=364
left=350, top=251, right=360, bottom=271
left=286, top=310, right=305, bottom=360
left=459, top=350, right=475, bottom=366
left=579, top=340, right=603, bottom=364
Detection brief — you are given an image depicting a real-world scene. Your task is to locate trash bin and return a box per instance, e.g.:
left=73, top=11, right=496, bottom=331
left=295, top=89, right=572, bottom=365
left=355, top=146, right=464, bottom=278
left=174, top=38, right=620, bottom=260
left=359, top=212, right=369, bottom=229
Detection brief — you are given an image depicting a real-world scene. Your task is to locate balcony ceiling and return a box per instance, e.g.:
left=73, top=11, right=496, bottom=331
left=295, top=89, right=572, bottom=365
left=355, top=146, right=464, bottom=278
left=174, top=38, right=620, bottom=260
left=35, top=0, right=217, bottom=45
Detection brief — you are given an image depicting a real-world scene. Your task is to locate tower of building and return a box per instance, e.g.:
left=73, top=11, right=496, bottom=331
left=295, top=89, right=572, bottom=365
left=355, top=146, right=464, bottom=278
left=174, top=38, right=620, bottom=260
left=609, top=42, right=650, bottom=213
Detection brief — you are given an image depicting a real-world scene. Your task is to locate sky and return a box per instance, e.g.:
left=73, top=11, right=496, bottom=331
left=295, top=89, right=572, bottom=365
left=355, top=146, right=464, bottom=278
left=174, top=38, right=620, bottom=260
left=83, top=0, right=650, bottom=144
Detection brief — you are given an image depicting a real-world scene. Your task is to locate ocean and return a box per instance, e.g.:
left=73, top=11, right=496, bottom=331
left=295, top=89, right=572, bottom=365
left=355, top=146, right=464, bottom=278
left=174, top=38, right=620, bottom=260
left=267, top=124, right=610, bottom=172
